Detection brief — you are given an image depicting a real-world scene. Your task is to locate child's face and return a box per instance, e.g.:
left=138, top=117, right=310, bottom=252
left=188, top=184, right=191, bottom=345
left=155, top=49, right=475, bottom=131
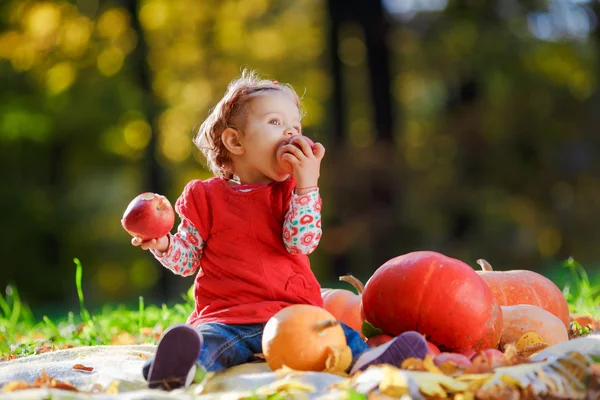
left=239, top=91, right=302, bottom=183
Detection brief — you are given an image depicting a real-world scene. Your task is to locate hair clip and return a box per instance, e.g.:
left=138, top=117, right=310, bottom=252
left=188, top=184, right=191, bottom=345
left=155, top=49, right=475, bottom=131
left=272, top=80, right=279, bottom=85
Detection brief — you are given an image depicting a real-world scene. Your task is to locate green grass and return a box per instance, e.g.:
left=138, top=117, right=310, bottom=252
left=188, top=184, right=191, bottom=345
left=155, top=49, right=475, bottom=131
left=563, top=257, right=600, bottom=317
left=0, top=258, right=194, bottom=357
left=0, top=257, right=599, bottom=359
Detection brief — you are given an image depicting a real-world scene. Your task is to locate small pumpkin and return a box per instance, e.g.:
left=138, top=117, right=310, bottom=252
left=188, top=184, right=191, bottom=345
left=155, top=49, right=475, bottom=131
left=262, top=304, right=349, bottom=372
left=320, top=275, right=365, bottom=336
left=361, top=251, right=503, bottom=352
left=476, top=259, right=570, bottom=328
left=499, top=304, right=569, bottom=349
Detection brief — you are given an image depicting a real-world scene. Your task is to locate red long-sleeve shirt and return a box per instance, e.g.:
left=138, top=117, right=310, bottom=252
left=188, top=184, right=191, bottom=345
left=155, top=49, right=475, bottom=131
left=154, top=177, right=324, bottom=327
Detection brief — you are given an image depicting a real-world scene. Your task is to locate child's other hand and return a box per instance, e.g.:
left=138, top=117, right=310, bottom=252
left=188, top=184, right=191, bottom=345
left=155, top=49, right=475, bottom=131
left=132, top=235, right=169, bottom=252
left=282, top=136, right=325, bottom=194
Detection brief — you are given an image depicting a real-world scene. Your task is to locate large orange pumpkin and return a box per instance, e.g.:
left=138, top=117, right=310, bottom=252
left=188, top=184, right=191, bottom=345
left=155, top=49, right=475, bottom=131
left=476, top=259, right=570, bottom=328
left=320, top=275, right=364, bottom=336
left=262, top=304, right=348, bottom=371
left=361, top=251, right=503, bottom=352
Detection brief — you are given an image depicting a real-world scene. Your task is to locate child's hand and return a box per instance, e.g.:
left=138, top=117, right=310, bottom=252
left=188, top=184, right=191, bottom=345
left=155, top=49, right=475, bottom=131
left=132, top=235, right=169, bottom=252
left=281, top=136, right=325, bottom=194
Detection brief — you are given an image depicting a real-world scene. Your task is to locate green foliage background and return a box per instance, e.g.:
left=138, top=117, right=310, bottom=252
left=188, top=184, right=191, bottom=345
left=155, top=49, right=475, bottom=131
left=1, top=0, right=599, bottom=314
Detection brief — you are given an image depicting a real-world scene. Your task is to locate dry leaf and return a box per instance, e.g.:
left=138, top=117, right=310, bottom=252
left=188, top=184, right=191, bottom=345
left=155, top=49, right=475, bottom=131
left=515, top=332, right=547, bottom=352
left=500, top=344, right=530, bottom=366
left=571, top=314, right=598, bottom=330
left=4, top=370, right=78, bottom=392
left=422, top=356, right=445, bottom=375
left=324, top=345, right=352, bottom=374
left=105, top=380, right=120, bottom=394
left=0, top=354, right=18, bottom=362
left=477, top=351, right=591, bottom=399
left=35, top=345, right=55, bottom=354
left=437, top=361, right=461, bottom=376
left=110, top=331, right=136, bottom=345
left=400, top=357, right=427, bottom=371
left=2, top=381, right=32, bottom=392
left=254, top=379, right=315, bottom=398
left=73, top=363, right=94, bottom=372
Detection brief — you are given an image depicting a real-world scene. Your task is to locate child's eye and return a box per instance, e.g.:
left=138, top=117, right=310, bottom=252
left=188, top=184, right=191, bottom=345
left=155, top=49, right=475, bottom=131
left=269, top=119, right=281, bottom=126
left=294, top=126, right=301, bottom=133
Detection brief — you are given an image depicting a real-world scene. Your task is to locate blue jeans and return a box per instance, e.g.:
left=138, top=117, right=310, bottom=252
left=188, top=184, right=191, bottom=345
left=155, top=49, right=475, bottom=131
left=197, top=321, right=370, bottom=372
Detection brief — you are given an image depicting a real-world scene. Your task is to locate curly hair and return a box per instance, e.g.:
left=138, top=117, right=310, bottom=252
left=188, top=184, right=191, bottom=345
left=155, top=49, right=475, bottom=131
left=194, top=69, right=304, bottom=179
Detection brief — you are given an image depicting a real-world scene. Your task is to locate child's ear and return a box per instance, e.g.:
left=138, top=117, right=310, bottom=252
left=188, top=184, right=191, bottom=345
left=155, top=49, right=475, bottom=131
left=221, top=128, right=245, bottom=155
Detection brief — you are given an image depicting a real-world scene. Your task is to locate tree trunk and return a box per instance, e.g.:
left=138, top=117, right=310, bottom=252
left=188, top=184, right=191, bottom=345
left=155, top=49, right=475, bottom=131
left=125, top=0, right=169, bottom=300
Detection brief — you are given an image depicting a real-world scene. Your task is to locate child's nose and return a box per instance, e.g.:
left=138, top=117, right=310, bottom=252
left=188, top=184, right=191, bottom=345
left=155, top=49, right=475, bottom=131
left=285, top=127, right=298, bottom=137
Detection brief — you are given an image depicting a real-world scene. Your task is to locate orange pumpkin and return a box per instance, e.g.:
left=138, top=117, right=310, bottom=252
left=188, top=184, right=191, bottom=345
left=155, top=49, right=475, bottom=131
left=476, top=259, right=570, bottom=328
left=320, top=275, right=365, bottom=336
left=262, top=304, right=348, bottom=371
left=500, top=304, right=569, bottom=349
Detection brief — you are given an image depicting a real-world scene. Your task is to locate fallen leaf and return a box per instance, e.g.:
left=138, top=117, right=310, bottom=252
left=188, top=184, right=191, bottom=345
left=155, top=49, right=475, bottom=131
left=436, top=361, right=461, bottom=376
left=35, top=345, right=55, bottom=354
left=500, top=344, right=529, bottom=366
left=0, top=354, right=18, bottom=362
left=105, top=380, right=120, bottom=394
left=477, top=351, right=591, bottom=399
left=73, top=363, right=94, bottom=372
left=400, top=357, right=426, bottom=371
left=3, top=370, right=78, bottom=392
left=2, top=381, right=32, bottom=392
left=324, top=345, right=352, bottom=374
left=254, top=379, right=315, bottom=397
left=515, top=332, right=547, bottom=354
left=110, top=331, right=136, bottom=345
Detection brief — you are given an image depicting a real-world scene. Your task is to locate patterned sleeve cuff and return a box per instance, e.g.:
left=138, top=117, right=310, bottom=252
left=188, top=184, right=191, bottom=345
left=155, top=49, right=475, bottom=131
left=292, top=188, right=320, bottom=206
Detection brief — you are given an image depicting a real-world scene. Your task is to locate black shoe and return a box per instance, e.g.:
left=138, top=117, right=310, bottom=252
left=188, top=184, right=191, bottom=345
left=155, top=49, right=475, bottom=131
left=147, top=324, right=203, bottom=390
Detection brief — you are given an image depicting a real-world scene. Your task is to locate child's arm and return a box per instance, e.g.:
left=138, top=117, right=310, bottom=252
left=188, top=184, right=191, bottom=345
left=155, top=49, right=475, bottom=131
left=282, top=189, right=322, bottom=255
left=135, top=218, right=204, bottom=277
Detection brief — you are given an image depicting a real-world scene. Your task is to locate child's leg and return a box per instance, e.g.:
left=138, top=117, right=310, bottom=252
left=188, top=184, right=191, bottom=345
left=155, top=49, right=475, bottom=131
left=143, top=322, right=265, bottom=390
left=197, top=322, right=265, bottom=372
left=340, top=322, right=370, bottom=362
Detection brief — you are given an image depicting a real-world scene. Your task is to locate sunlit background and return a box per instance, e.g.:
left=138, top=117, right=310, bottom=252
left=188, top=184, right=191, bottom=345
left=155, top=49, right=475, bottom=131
left=1, top=0, right=599, bottom=315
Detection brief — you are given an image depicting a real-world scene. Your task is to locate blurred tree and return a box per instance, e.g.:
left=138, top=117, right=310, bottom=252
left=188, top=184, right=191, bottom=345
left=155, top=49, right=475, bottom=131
left=1, top=0, right=600, bottom=310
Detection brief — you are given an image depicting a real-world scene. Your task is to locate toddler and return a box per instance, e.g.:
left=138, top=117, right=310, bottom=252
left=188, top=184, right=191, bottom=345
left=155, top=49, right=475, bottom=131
left=125, top=70, right=427, bottom=390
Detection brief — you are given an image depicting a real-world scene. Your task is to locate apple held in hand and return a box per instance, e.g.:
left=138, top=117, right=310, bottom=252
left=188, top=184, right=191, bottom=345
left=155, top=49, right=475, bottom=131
left=277, top=136, right=316, bottom=174
left=121, top=193, right=175, bottom=240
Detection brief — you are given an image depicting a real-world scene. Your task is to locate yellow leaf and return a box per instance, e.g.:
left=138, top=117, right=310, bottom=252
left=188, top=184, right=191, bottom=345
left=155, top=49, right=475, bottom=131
left=422, top=355, right=445, bottom=375
left=401, top=357, right=426, bottom=371
left=409, top=370, right=469, bottom=397
left=324, top=345, right=352, bottom=374
left=515, top=332, right=547, bottom=352
left=379, top=365, right=411, bottom=397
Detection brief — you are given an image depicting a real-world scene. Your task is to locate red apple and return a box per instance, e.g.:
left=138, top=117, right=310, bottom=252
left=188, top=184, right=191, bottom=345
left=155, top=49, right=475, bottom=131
left=427, top=341, right=441, bottom=357
left=291, top=135, right=315, bottom=150
left=121, top=193, right=175, bottom=240
left=278, top=136, right=316, bottom=173
left=457, top=348, right=477, bottom=359
left=366, top=333, right=393, bottom=348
